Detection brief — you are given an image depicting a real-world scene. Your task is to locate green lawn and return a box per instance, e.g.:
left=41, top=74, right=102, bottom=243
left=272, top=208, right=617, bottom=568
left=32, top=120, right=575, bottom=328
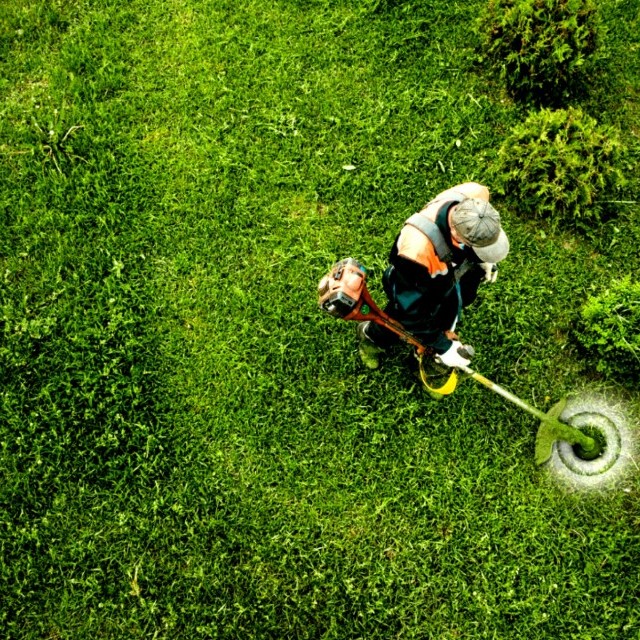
left=1, top=0, right=639, bottom=637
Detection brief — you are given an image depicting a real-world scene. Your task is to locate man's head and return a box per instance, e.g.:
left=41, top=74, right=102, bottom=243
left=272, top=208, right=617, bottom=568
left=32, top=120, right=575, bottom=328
left=450, top=198, right=509, bottom=263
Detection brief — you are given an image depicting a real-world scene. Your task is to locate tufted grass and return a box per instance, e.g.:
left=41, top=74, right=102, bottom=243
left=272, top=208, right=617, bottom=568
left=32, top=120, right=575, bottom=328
left=1, top=0, right=639, bottom=637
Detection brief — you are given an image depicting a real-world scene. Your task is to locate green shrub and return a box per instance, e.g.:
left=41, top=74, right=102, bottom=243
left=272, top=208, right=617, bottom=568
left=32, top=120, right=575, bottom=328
left=477, top=0, right=602, bottom=101
left=573, top=277, right=640, bottom=380
left=493, top=107, right=625, bottom=230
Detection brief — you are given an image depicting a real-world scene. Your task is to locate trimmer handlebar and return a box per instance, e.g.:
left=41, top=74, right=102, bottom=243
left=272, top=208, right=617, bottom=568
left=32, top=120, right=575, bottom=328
left=318, top=258, right=431, bottom=355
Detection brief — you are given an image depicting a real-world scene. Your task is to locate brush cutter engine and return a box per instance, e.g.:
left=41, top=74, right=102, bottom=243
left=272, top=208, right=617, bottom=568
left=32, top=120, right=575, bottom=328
left=318, top=257, right=461, bottom=397
left=318, top=258, right=367, bottom=319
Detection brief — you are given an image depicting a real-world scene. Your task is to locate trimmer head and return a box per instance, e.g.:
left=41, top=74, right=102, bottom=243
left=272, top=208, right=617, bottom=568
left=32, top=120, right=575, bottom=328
left=534, top=398, right=568, bottom=465
left=534, top=397, right=605, bottom=465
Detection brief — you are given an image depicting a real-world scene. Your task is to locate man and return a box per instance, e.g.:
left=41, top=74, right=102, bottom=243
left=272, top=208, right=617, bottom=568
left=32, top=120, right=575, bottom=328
left=357, top=182, right=509, bottom=371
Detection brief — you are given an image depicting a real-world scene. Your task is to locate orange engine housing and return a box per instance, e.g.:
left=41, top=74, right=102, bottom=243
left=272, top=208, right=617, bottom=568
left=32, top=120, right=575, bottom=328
left=318, top=258, right=367, bottom=319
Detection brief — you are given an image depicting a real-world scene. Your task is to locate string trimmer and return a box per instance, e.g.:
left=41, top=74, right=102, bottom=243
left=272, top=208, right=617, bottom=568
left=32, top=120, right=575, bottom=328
left=318, top=258, right=603, bottom=465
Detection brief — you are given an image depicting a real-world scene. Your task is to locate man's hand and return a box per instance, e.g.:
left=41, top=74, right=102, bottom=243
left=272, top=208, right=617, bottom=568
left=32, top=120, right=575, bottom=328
left=436, top=340, right=473, bottom=368
left=480, top=262, right=498, bottom=283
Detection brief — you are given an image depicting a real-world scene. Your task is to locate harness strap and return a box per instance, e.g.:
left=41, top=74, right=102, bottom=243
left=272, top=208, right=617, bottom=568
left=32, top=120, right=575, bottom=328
left=404, top=213, right=453, bottom=264
left=453, top=259, right=473, bottom=283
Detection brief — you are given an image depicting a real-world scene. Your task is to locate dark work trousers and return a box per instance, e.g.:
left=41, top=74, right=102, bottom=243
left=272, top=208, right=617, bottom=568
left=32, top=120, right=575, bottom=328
left=366, top=263, right=484, bottom=353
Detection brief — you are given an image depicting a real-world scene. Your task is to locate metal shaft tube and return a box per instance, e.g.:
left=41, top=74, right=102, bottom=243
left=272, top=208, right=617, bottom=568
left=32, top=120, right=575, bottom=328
left=459, top=366, right=598, bottom=452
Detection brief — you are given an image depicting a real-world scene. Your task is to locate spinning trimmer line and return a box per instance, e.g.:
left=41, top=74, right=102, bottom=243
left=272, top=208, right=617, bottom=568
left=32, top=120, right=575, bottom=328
left=318, top=258, right=603, bottom=465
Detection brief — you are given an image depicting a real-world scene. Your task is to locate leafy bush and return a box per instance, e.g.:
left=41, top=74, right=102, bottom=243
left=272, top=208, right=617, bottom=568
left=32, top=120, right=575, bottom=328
left=573, top=278, right=640, bottom=379
left=493, top=107, right=625, bottom=230
left=477, top=0, right=602, bottom=101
